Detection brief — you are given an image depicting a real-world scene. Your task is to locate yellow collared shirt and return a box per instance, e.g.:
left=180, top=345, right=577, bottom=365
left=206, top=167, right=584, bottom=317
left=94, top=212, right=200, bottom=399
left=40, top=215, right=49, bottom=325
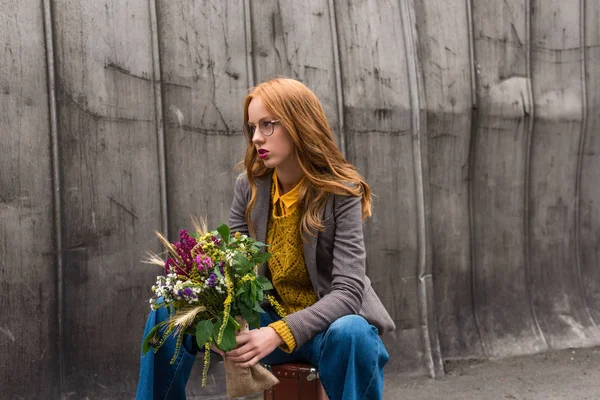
left=271, top=171, right=304, bottom=216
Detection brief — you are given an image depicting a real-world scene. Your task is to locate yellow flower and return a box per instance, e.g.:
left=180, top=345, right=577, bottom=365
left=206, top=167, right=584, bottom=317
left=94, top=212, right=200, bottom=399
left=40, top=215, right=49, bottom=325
left=201, top=341, right=211, bottom=386
left=170, top=331, right=184, bottom=365
left=266, top=294, right=287, bottom=317
left=217, top=273, right=234, bottom=345
left=154, top=323, right=175, bottom=354
left=239, top=275, right=255, bottom=284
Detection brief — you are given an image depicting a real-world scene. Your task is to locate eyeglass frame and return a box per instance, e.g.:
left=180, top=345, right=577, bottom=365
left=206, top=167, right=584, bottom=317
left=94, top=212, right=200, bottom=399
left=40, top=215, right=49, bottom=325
left=243, top=119, right=280, bottom=140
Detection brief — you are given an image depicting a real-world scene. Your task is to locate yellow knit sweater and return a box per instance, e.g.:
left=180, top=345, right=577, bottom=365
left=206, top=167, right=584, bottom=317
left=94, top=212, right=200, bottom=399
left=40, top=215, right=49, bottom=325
left=267, top=172, right=318, bottom=352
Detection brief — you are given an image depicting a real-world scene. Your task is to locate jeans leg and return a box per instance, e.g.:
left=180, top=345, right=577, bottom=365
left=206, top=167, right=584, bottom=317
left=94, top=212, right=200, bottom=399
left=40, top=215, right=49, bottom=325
left=136, top=306, right=197, bottom=400
left=317, top=315, right=389, bottom=400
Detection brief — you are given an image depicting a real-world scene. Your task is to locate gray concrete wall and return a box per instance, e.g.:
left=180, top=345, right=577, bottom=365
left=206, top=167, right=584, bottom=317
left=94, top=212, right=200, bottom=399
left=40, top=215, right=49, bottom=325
left=1, top=0, right=599, bottom=398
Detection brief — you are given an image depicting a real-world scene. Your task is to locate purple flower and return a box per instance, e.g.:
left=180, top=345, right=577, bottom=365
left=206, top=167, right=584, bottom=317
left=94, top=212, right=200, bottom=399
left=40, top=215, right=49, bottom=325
left=180, top=287, right=196, bottom=299
left=179, top=229, right=197, bottom=250
left=211, top=236, right=222, bottom=246
left=195, top=255, right=204, bottom=270
left=207, top=273, right=218, bottom=288
left=164, top=257, right=177, bottom=273
left=173, top=230, right=197, bottom=272
left=196, top=254, right=213, bottom=271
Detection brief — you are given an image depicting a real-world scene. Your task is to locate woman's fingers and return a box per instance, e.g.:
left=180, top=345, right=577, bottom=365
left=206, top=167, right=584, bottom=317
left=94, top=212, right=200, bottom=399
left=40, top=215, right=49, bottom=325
left=219, top=331, right=251, bottom=359
left=236, top=355, right=261, bottom=369
left=210, top=342, right=225, bottom=357
left=226, top=343, right=256, bottom=361
left=232, top=332, right=251, bottom=348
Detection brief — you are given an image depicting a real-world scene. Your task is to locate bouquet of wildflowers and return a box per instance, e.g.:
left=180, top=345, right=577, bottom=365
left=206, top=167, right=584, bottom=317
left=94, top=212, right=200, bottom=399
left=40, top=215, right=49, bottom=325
left=143, top=221, right=282, bottom=395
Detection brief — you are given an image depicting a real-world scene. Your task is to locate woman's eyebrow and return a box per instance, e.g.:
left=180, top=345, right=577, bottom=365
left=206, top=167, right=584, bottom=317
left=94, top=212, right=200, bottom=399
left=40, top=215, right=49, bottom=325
left=247, top=116, right=274, bottom=124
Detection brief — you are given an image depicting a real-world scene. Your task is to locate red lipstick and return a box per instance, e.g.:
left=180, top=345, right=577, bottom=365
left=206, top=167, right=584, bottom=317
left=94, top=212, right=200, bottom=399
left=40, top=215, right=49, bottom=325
left=258, top=149, right=269, bottom=159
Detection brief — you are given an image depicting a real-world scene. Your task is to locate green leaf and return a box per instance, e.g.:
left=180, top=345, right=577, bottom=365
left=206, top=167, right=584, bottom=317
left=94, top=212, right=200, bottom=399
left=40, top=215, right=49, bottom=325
left=211, top=316, right=237, bottom=352
left=252, top=252, right=271, bottom=265
left=256, top=276, right=273, bottom=290
left=142, top=324, right=162, bottom=355
left=195, top=320, right=214, bottom=347
left=214, top=266, right=223, bottom=279
left=246, top=311, right=261, bottom=329
left=236, top=283, right=248, bottom=296
left=216, top=223, right=230, bottom=244
left=235, top=282, right=250, bottom=301
left=213, top=316, right=224, bottom=341
left=228, top=314, right=242, bottom=330
left=233, top=253, right=253, bottom=275
left=218, top=321, right=237, bottom=352
left=238, top=303, right=254, bottom=323
left=254, top=302, right=265, bottom=313
left=239, top=291, right=254, bottom=310
left=237, top=289, right=247, bottom=302
left=252, top=281, right=264, bottom=302
left=253, top=241, right=267, bottom=247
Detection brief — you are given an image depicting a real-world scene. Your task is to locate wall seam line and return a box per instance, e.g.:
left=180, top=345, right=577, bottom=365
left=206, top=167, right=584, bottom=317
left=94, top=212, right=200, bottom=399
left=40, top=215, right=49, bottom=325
left=149, top=0, right=169, bottom=237
left=465, top=0, right=489, bottom=357
left=42, top=0, right=64, bottom=393
left=328, top=0, right=346, bottom=159
left=399, top=0, right=442, bottom=378
left=574, top=0, right=599, bottom=333
left=524, top=0, right=549, bottom=348
left=244, top=0, right=255, bottom=89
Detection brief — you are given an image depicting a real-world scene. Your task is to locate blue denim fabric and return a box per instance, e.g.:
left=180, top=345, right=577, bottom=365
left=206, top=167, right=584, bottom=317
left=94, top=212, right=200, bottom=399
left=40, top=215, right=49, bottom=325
left=136, top=305, right=197, bottom=400
left=136, top=307, right=389, bottom=400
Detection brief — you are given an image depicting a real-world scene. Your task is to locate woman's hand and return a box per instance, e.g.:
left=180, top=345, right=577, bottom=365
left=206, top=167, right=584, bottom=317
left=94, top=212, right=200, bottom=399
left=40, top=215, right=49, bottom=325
left=225, top=327, right=283, bottom=368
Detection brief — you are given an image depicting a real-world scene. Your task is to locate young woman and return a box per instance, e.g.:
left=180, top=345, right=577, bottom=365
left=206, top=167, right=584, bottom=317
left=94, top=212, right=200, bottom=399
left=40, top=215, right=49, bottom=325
left=137, top=78, right=395, bottom=399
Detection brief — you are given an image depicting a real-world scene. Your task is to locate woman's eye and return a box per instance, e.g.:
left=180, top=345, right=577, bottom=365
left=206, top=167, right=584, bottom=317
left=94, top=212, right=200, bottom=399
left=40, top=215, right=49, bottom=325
left=260, top=121, right=272, bottom=129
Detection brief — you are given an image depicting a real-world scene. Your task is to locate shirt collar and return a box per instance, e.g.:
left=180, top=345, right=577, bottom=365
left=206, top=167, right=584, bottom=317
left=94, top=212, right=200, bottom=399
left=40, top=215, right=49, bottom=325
left=272, top=170, right=304, bottom=210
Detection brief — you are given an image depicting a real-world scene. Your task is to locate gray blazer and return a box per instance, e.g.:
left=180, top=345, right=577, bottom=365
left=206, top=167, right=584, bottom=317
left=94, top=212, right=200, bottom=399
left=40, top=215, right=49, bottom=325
left=228, top=172, right=396, bottom=348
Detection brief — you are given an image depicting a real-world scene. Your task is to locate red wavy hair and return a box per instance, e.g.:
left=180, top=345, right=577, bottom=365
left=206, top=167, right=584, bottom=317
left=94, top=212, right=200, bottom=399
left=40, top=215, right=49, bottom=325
left=241, top=78, right=371, bottom=237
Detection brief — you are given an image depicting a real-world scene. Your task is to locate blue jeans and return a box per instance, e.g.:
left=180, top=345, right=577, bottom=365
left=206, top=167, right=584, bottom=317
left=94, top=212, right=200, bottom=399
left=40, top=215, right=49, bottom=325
left=136, top=307, right=389, bottom=400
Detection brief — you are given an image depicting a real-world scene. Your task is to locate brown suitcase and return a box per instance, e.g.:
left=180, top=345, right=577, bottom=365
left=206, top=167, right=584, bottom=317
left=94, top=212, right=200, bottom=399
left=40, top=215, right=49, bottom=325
left=264, top=363, right=329, bottom=400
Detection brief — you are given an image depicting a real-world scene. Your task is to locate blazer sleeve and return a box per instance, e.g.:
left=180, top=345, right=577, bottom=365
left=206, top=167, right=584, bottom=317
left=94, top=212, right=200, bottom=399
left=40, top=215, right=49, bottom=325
left=228, top=172, right=250, bottom=236
left=284, top=193, right=366, bottom=348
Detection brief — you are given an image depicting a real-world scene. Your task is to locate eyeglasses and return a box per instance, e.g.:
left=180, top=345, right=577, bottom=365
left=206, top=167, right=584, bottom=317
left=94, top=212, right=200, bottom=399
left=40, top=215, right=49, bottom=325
left=244, top=119, right=280, bottom=140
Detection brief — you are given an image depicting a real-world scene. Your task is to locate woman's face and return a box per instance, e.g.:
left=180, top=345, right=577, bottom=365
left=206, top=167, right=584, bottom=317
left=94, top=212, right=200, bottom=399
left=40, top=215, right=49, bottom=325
left=247, top=96, right=297, bottom=172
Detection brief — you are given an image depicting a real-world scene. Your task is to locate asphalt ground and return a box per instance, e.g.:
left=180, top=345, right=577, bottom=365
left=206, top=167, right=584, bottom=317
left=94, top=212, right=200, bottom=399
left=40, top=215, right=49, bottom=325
left=384, top=346, right=600, bottom=400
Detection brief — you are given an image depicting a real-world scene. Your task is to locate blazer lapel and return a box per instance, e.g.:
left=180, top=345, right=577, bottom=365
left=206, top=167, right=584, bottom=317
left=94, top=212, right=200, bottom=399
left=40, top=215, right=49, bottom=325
left=302, top=230, right=319, bottom=294
left=252, top=172, right=272, bottom=276
left=303, top=195, right=332, bottom=296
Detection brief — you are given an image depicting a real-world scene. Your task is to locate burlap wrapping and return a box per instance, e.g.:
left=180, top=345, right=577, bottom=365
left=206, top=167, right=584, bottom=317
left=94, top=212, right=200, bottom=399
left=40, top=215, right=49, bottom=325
left=223, top=320, right=279, bottom=399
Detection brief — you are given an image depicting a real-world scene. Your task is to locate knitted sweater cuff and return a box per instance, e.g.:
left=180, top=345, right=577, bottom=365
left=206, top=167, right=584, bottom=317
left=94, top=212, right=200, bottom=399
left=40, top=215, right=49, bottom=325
left=269, top=320, right=296, bottom=353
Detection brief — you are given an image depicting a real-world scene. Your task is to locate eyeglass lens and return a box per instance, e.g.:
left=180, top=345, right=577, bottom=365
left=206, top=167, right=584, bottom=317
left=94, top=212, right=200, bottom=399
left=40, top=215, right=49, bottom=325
left=245, top=120, right=275, bottom=139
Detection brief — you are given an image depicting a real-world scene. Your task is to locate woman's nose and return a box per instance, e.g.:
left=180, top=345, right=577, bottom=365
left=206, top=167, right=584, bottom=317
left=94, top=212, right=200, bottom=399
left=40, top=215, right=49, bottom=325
left=252, top=130, right=266, bottom=145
